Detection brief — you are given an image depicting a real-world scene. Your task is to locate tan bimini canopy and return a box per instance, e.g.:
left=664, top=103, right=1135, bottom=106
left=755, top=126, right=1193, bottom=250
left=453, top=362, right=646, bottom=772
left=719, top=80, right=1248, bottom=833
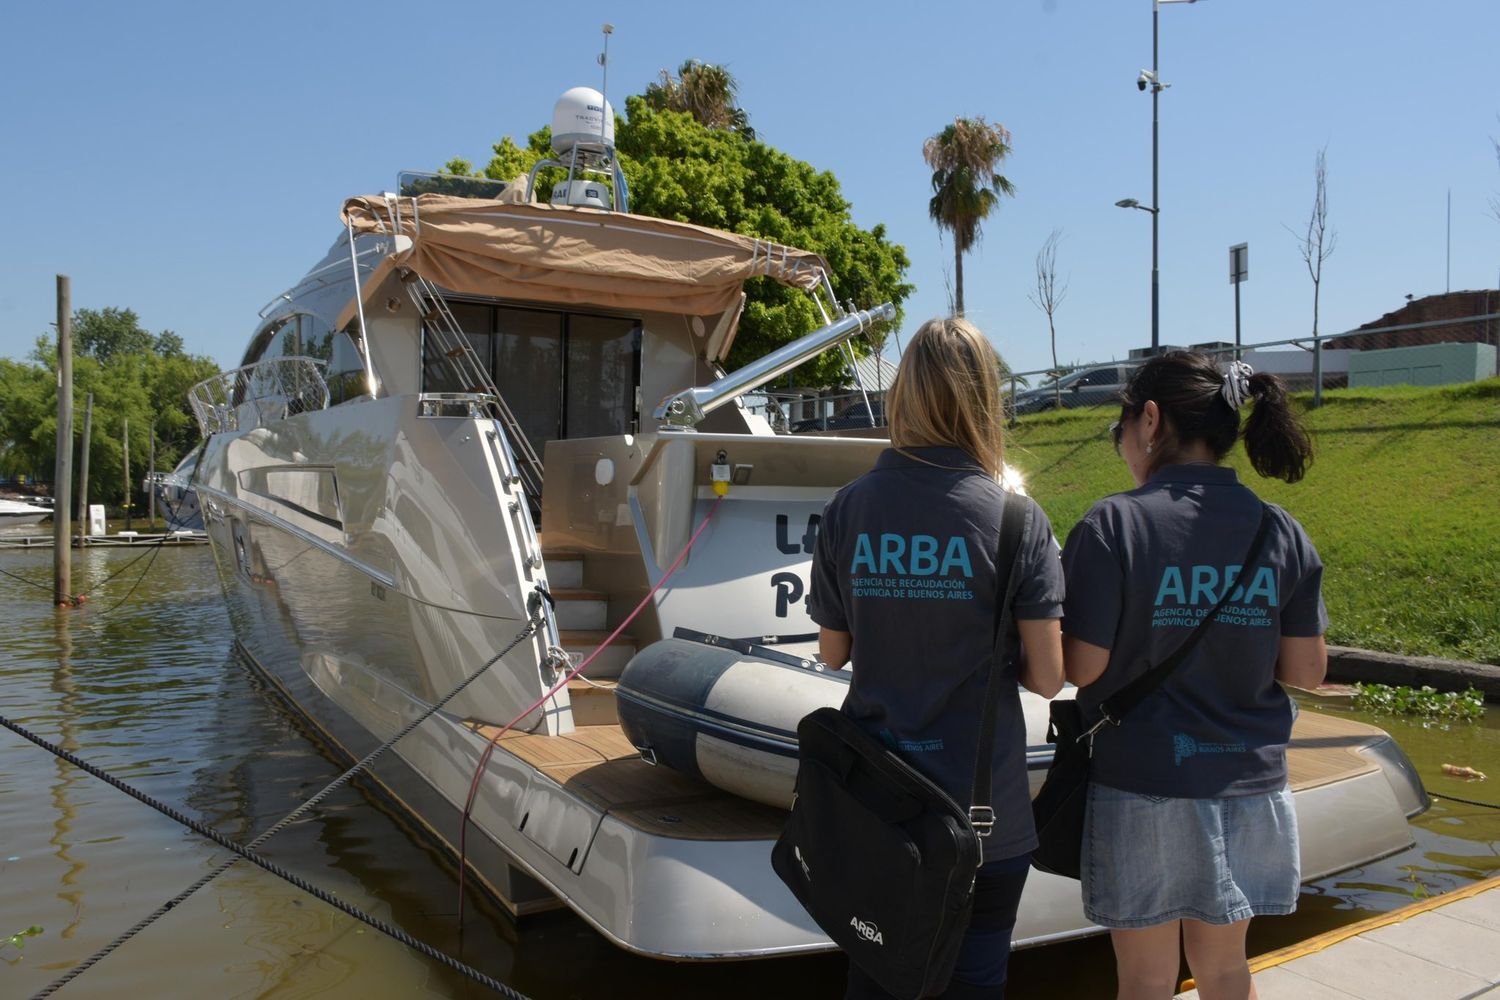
left=340, top=194, right=831, bottom=318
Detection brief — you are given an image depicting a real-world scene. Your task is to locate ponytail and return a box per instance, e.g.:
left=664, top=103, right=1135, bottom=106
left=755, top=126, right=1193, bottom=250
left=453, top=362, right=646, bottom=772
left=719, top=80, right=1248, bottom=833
left=1242, top=372, right=1313, bottom=483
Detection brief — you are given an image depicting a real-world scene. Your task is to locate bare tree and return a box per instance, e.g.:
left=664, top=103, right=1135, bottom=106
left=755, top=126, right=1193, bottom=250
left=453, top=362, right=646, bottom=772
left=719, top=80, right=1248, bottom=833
left=1489, top=123, right=1500, bottom=225
left=1287, top=148, right=1337, bottom=404
left=1027, top=229, right=1068, bottom=411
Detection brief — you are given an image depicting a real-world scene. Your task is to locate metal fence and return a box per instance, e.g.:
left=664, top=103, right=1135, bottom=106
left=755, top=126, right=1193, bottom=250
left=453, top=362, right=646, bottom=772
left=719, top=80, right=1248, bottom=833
left=749, top=309, right=1500, bottom=432
left=1002, top=310, right=1500, bottom=417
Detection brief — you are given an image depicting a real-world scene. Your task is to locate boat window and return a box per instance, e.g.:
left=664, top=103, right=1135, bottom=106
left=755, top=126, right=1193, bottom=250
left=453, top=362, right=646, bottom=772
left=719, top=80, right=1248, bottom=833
left=420, top=301, right=495, bottom=395
left=241, top=316, right=301, bottom=369
left=421, top=303, right=640, bottom=448
left=566, top=315, right=640, bottom=439
left=496, top=308, right=564, bottom=448
left=302, top=314, right=367, bottom=405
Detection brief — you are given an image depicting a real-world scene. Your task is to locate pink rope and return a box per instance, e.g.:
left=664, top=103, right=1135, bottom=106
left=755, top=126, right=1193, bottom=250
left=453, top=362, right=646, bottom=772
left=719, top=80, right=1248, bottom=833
left=457, top=493, right=725, bottom=926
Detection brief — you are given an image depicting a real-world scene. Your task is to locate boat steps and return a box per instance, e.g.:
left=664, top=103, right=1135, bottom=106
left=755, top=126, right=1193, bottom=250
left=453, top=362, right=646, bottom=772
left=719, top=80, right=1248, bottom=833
left=565, top=677, right=619, bottom=726
left=558, top=629, right=637, bottom=679
left=542, top=549, right=583, bottom=589
left=549, top=588, right=608, bottom=631
left=471, top=721, right=786, bottom=841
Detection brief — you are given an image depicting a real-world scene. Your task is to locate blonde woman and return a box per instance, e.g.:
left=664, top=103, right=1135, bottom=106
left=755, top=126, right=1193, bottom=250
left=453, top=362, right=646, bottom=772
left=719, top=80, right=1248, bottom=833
left=809, top=317, right=1066, bottom=1000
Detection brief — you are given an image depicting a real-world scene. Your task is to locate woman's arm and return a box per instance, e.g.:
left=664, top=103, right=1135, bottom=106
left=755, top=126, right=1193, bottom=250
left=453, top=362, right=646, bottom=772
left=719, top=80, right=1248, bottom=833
left=1063, top=635, right=1111, bottom=689
left=1274, top=634, right=1327, bottom=689
left=819, top=627, right=852, bottom=670
left=1017, top=619, right=1065, bottom=698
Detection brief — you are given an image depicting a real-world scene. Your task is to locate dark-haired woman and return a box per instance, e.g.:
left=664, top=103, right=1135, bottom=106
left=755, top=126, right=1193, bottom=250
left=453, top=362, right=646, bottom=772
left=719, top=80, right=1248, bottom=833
left=1061, top=353, right=1327, bottom=1000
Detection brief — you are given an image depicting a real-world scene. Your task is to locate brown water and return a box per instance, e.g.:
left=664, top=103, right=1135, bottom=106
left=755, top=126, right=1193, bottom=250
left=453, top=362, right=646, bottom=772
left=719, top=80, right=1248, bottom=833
left=1, top=543, right=1497, bottom=998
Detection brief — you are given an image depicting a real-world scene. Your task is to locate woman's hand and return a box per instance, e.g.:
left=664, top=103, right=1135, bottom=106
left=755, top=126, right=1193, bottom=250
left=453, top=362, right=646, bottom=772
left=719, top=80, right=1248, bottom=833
left=1063, top=635, right=1111, bottom=689
left=1274, top=634, right=1327, bottom=689
left=819, top=627, right=852, bottom=670
left=1018, top=619, right=1065, bottom=698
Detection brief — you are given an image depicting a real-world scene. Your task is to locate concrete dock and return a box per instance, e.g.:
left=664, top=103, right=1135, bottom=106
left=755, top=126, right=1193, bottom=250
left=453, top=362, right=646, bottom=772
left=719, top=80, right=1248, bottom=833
left=1176, top=875, right=1500, bottom=999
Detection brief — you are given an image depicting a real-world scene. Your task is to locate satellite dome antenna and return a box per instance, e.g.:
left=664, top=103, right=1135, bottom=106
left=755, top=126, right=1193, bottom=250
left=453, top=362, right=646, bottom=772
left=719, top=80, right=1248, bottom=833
left=527, top=23, right=629, bottom=212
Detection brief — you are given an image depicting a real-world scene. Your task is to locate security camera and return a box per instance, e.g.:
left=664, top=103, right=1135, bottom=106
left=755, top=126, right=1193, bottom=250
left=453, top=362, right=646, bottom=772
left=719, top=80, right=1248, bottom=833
left=1137, top=69, right=1154, bottom=91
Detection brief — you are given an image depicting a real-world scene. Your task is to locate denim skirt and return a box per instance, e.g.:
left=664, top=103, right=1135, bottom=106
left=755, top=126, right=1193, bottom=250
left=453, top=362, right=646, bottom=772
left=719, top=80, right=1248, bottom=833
left=1081, top=782, right=1300, bottom=928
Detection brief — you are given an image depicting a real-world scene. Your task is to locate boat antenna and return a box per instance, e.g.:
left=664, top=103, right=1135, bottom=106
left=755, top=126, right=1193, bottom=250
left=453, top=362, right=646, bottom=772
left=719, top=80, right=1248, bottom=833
left=598, top=23, right=613, bottom=147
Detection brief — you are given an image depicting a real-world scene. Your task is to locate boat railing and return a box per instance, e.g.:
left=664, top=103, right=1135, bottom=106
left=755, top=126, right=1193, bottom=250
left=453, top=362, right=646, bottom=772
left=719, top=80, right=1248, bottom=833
left=654, top=303, right=897, bottom=430
left=189, top=357, right=330, bottom=436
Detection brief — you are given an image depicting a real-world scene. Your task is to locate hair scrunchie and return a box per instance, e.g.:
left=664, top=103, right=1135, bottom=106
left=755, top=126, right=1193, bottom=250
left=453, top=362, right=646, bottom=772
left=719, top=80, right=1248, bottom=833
left=1221, top=360, right=1254, bottom=410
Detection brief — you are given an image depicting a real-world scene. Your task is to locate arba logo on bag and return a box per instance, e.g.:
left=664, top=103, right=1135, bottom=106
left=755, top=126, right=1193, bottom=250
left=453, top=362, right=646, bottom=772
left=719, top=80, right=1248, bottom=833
left=849, top=915, right=884, bottom=945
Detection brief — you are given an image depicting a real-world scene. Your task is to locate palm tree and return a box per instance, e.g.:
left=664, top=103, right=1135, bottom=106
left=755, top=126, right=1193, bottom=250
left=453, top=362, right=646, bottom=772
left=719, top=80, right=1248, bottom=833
left=643, top=60, right=755, bottom=140
left=923, top=118, right=1016, bottom=315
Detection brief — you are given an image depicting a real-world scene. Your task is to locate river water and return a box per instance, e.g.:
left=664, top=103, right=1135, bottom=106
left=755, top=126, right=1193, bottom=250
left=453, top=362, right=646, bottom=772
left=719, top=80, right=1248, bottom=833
left=1, top=542, right=1497, bottom=998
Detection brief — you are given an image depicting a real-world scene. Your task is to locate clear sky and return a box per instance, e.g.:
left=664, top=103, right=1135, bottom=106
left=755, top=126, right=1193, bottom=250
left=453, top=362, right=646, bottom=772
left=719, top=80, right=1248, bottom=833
left=2, top=0, right=1497, bottom=378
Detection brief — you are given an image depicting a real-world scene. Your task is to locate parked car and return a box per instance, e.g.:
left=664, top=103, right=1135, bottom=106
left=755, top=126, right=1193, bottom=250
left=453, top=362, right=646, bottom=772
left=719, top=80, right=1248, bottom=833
left=1012, top=364, right=1131, bottom=415
left=789, top=400, right=885, bottom=433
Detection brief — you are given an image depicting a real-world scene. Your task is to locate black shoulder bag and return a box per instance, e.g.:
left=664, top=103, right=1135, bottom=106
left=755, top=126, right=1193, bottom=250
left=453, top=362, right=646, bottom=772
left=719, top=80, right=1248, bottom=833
left=1031, top=504, right=1273, bottom=879
left=771, top=495, right=1030, bottom=1000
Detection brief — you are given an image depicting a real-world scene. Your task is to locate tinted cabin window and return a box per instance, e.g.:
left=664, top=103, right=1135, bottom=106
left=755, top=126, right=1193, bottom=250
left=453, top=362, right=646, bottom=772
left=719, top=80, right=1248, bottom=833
left=566, top=314, right=639, bottom=439
left=496, top=308, right=564, bottom=449
left=303, top=313, right=367, bottom=405
left=421, top=303, right=640, bottom=449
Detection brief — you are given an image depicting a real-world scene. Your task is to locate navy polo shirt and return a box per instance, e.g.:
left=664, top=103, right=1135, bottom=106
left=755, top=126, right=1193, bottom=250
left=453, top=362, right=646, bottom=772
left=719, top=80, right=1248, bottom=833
left=807, top=446, right=1065, bottom=860
left=1060, top=464, right=1328, bottom=798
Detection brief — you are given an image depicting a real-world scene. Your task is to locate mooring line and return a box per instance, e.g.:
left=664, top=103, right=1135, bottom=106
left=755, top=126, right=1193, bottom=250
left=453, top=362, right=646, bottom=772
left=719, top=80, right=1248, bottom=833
left=13, top=605, right=545, bottom=999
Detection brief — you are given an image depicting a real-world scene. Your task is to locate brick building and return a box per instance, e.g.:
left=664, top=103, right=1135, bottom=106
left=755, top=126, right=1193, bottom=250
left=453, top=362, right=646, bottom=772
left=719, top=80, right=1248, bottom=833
left=1327, top=289, right=1500, bottom=351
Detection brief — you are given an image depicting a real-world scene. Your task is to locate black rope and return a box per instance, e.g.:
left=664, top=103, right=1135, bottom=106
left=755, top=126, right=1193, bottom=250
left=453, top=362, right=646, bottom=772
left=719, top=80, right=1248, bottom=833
left=0, top=566, right=51, bottom=593
left=1432, top=791, right=1500, bottom=810
left=19, top=607, right=544, bottom=999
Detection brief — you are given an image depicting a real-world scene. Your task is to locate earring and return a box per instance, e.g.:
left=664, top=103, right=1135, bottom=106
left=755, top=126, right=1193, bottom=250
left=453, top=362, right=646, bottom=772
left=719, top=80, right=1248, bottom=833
left=1146, top=441, right=1154, bottom=455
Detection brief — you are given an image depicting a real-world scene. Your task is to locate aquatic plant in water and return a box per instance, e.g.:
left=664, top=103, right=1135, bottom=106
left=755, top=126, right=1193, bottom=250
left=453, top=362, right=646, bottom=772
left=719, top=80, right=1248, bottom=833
left=1352, top=683, right=1485, bottom=721
left=1, top=925, right=44, bottom=964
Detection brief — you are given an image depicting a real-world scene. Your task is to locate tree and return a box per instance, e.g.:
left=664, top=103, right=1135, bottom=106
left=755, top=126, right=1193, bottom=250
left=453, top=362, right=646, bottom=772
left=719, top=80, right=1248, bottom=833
left=73, top=307, right=155, bottom=363
left=446, top=91, right=911, bottom=387
left=0, top=311, right=218, bottom=514
left=922, top=117, right=1016, bottom=316
left=1027, top=230, right=1068, bottom=411
left=1288, top=148, right=1336, bottom=404
left=642, top=60, right=754, bottom=140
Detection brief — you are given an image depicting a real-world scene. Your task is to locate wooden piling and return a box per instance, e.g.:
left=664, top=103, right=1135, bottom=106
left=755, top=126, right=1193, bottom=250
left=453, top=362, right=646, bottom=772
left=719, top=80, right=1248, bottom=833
left=77, top=393, right=92, bottom=542
left=53, top=276, right=73, bottom=605
left=122, top=416, right=131, bottom=533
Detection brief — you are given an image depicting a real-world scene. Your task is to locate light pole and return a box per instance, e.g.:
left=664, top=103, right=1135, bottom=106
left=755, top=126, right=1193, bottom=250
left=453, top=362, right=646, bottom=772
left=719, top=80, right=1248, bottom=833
left=1121, top=0, right=1200, bottom=355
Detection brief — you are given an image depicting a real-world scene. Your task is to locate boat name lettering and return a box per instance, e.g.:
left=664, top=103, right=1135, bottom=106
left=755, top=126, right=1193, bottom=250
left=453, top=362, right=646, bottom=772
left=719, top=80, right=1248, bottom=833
left=775, top=513, right=821, bottom=555
left=771, top=572, right=807, bottom=619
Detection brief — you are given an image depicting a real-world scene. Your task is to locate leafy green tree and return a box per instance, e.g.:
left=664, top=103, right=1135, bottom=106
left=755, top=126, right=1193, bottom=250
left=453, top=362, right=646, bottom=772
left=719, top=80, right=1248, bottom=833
left=923, top=117, right=1016, bottom=316
left=73, top=307, right=156, bottom=363
left=445, top=92, right=911, bottom=387
left=0, top=312, right=217, bottom=515
left=642, top=60, right=755, bottom=140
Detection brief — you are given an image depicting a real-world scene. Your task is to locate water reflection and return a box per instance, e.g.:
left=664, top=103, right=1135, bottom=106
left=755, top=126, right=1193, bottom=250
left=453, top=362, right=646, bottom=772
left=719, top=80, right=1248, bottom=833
left=0, top=547, right=1496, bottom=998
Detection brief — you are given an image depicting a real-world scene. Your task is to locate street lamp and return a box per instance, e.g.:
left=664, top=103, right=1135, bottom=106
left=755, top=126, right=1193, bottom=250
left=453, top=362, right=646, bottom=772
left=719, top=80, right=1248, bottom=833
left=1125, top=0, right=1201, bottom=355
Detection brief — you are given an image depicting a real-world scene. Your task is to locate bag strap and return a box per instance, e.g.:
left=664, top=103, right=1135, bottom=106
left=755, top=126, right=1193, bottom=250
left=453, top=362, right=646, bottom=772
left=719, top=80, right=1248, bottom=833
left=1092, top=503, right=1274, bottom=730
left=967, top=493, right=1031, bottom=836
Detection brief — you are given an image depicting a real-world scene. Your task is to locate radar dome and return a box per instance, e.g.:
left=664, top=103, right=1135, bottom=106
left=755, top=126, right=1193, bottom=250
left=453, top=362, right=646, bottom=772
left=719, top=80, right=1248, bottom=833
left=551, top=87, right=615, bottom=155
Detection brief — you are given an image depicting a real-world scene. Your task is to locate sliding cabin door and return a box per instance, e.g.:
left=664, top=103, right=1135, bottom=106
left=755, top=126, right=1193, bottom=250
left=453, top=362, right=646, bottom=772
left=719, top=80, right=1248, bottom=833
left=422, top=303, right=641, bottom=455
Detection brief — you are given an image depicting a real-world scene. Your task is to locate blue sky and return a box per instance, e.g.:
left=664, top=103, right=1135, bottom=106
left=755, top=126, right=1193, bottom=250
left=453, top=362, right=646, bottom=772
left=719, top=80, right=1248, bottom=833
left=2, top=0, right=1497, bottom=377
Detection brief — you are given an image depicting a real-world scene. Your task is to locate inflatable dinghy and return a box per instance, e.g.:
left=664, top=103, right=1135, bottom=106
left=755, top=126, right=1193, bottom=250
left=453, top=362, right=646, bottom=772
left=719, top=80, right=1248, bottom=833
left=616, top=629, right=846, bottom=809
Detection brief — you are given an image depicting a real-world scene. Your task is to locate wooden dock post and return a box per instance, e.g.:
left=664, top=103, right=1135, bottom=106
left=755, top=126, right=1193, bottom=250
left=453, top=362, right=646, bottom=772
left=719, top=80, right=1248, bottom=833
left=77, top=393, right=92, bottom=543
left=53, top=275, right=73, bottom=605
left=122, top=416, right=131, bottom=533
left=147, top=423, right=156, bottom=527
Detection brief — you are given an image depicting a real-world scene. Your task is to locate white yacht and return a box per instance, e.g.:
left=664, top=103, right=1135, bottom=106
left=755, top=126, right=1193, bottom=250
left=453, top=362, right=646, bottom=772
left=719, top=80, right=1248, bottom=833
left=0, top=498, right=53, bottom=526
left=190, top=88, right=1428, bottom=960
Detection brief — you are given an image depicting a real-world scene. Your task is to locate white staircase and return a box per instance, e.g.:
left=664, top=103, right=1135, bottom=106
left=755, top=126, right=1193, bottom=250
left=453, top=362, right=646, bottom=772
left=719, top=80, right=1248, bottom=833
left=542, top=547, right=637, bottom=726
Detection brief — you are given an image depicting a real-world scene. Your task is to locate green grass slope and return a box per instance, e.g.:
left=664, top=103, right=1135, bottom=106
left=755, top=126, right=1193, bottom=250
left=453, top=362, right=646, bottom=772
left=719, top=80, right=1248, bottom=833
left=1005, top=379, right=1500, bottom=664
